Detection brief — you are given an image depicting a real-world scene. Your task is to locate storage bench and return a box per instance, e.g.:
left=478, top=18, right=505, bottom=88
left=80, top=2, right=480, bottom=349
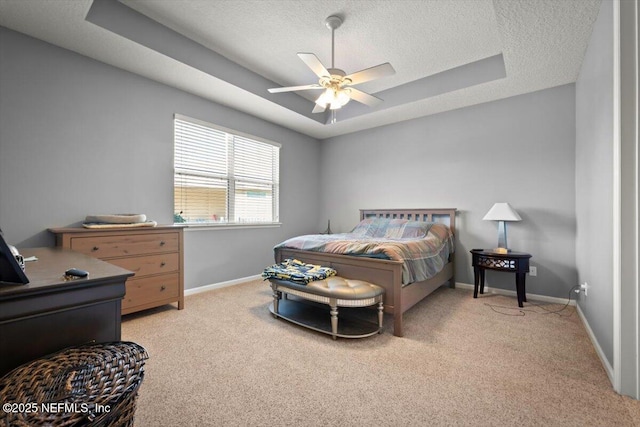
left=268, top=276, right=384, bottom=340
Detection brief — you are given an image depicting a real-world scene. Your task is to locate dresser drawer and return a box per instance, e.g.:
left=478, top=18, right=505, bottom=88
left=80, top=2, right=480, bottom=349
left=69, top=232, right=179, bottom=258
left=107, top=253, right=179, bottom=278
left=122, top=273, right=179, bottom=311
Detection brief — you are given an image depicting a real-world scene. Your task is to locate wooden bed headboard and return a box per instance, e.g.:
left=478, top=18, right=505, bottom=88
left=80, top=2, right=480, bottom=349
left=359, top=208, right=457, bottom=235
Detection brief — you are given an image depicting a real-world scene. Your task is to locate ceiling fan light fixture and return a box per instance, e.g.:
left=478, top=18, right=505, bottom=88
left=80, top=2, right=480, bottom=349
left=334, top=90, right=351, bottom=109
left=314, top=89, right=332, bottom=108
left=316, top=88, right=350, bottom=110
left=329, top=101, right=341, bottom=110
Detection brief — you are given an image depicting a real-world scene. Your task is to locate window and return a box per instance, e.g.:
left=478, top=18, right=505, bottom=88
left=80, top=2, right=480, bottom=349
left=174, top=114, right=280, bottom=226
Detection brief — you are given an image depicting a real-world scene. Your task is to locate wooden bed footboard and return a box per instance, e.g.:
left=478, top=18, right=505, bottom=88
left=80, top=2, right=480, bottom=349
left=274, top=208, right=457, bottom=337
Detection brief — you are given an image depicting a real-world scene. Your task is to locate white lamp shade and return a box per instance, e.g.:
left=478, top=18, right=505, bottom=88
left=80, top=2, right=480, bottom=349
left=482, top=203, right=522, bottom=221
left=315, top=89, right=351, bottom=110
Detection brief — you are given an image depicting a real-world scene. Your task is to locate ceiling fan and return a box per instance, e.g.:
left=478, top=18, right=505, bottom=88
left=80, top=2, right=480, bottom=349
left=268, top=15, right=395, bottom=115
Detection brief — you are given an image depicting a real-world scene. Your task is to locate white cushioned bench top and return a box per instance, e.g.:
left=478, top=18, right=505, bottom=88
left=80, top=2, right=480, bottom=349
left=269, top=276, right=384, bottom=300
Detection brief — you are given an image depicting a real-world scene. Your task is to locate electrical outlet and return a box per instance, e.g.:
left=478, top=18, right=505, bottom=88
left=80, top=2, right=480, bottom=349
left=529, top=266, right=537, bottom=276
left=580, top=282, right=589, bottom=296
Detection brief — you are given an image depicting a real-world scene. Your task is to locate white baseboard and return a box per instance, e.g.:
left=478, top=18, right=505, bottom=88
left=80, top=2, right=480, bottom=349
left=185, top=274, right=262, bottom=296
left=455, top=282, right=576, bottom=306
left=575, top=303, right=615, bottom=384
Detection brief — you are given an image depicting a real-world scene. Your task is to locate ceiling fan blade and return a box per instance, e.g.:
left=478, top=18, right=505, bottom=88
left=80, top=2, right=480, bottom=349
left=348, top=88, right=383, bottom=107
left=312, top=103, right=326, bottom=114
left=297, top=53, right=330, bottom=78
left=268, top=84, right=323, bottom=93
left=345, top=63, right=395, bottom=86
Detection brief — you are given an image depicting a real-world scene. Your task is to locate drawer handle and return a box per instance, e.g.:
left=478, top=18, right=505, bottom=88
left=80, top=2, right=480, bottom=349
left=160, top=285, right=166, bottom=291
left=160, top=262, right=166, bottom=267
left=92, top=246, right=99, bottom=251
left=160, top=241, right=166, bottom=246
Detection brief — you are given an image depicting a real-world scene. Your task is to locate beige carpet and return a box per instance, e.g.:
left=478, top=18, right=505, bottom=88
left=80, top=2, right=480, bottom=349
left=122, top=280, right=639, bottom=426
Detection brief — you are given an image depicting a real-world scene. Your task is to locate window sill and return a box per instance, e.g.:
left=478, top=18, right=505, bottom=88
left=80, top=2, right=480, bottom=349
left=181, top=222, right=282, bottom=231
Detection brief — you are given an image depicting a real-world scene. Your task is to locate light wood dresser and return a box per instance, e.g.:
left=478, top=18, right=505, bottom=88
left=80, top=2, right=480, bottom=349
left=50, top=225, right=184, bottom=315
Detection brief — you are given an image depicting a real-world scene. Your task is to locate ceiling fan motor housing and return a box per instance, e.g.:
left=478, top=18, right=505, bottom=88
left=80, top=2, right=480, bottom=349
left=319, top=69, right=351, bottom=91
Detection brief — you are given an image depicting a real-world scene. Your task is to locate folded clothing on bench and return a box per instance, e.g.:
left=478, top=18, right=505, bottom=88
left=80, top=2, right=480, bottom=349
left=262, top=258, right=336, bottom=285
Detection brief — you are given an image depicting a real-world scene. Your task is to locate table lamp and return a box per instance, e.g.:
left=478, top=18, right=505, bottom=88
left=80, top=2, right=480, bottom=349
left=483, top=202, right=521, bottom=254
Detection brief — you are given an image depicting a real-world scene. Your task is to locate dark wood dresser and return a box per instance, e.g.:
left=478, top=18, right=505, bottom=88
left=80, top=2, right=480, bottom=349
left=0, top=247, right=133, bottom=376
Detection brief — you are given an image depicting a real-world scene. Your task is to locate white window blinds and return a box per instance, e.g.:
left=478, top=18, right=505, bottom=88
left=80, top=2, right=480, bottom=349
left=174, top=115, right=280, bottom=225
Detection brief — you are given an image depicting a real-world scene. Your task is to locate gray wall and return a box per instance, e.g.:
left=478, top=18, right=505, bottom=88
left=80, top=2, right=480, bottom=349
left=0, top=27, right=322, bottom=289
left=319, top=85, right=577, bottom=298
left=575, top=0, right=614, bottom=367
left=0, top=25, right=581, bottom=300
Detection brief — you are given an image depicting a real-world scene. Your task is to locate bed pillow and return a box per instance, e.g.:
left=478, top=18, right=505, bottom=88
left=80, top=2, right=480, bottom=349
left=380, top=219, right=408, bottom=239
left=351, top=218, right=434, bottom=239
left=350, top=218, right=390, bottom=238
left=401, top=220, right=434, bottom=238
left=383, top=219, right=434, bottom=239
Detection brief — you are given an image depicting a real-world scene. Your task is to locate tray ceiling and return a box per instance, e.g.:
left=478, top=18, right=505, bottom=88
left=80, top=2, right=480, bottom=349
left=0, top=0, right=601, bottom=139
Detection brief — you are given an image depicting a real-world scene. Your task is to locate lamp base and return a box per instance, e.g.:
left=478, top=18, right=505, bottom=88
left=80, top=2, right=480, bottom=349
left=495, top=221, right=511, bottom=254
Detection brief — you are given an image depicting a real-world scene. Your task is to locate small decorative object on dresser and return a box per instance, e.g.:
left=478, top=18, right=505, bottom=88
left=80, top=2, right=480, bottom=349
left=49, top=225, right=184, bottom=315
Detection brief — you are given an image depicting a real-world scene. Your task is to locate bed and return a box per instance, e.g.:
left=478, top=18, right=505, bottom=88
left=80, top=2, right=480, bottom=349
left=274, top=208, right=457, bottom=337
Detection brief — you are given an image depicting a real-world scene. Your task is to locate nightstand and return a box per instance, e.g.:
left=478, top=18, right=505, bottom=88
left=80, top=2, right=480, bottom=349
left=470, top=249, right=532, bottom=307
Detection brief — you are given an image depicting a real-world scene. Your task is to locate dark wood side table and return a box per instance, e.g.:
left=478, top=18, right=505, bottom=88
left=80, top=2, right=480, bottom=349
left=470, top=249, right=532, bottom=307
left=0, top=247, right=134, bottom=376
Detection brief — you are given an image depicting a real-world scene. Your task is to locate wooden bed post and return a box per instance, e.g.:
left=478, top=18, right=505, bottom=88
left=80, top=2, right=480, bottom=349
left=393, top=272, right=404, bottom=337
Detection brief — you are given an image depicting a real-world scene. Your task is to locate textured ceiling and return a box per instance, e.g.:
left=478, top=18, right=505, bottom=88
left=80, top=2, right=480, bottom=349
left=122, top=0, right=503, bottom=94
left=0, top=0, right=601, bottom=139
